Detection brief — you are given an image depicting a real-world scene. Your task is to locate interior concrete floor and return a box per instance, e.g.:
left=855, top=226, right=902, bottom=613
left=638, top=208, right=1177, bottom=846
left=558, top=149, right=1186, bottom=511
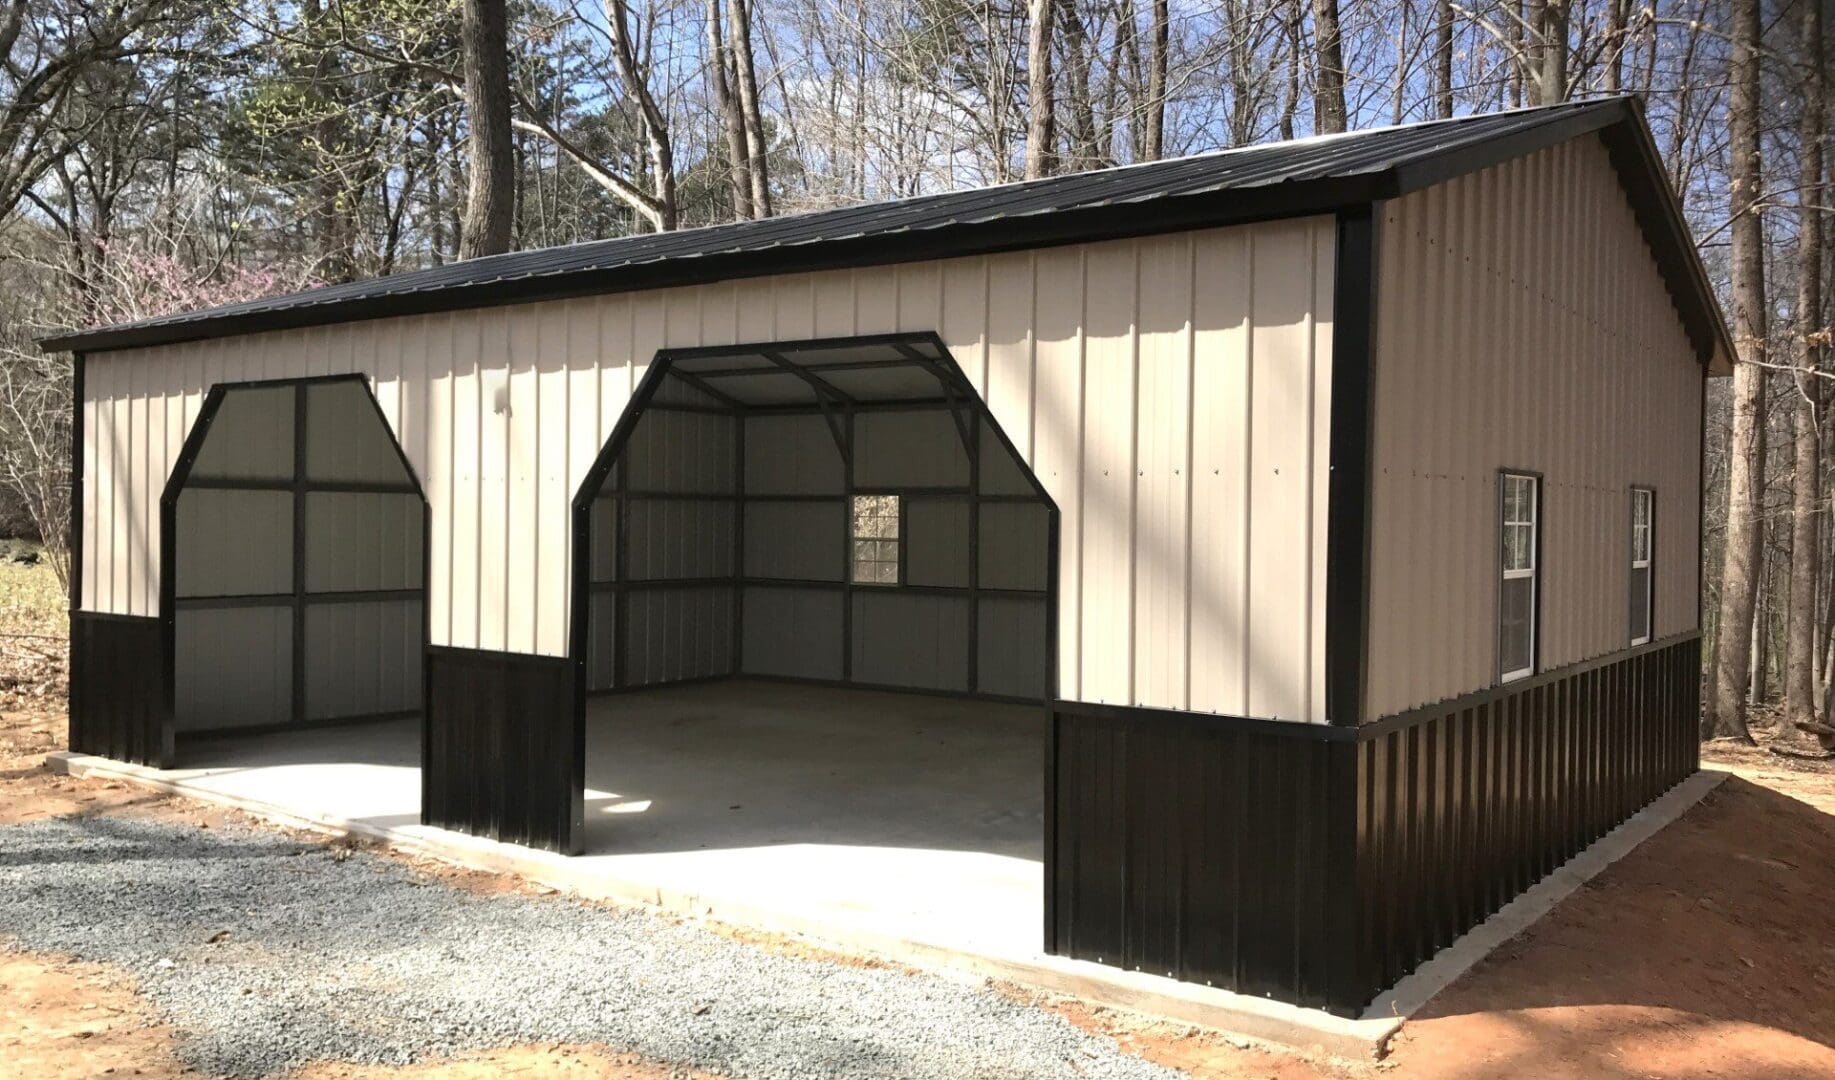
left=165, top=679, right=1046, bottom=958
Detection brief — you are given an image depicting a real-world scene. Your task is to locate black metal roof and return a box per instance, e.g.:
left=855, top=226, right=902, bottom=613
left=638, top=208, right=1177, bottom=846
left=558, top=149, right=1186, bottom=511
left=41, top=96, right=1732, bottom=369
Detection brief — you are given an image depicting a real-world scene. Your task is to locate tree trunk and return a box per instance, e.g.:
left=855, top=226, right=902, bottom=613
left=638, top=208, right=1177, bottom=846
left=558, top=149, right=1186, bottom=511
left=1535, top=0, right=1568, bottom=104
left=1435, top=0, right=1454, bottom=118
left=1056, top=0, right=1099, bottom=169
left=459, top=0, right=514, bottom=258
left=302, top=0, right=354, bottom=281
left=1278, top=1, right=1301, bottom=140
left=1143, top=0, right=1168, bottom=159
left=1603, top=0, right=1627, bottom=93
left=605, top=0, right=678, bottom=231
left=1311, top=0, right=1347, bottom=133
left=729, top=0, right=771, bottom=216
left=1026, top=0, right=1055, bottom=178
left=1788, top=0, right=1827, bottom=742
left=707, top=0, right=751, bottom=219
left=1709, top=0, right=1769, bottom=743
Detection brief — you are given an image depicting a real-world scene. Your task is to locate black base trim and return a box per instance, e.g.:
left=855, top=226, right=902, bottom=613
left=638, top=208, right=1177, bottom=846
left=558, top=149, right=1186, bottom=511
left=69, top=612, right=172, bottom=767
left=423, top=646, right=580, bottom=854
left=1047, top=633, right=1701, bottom=1015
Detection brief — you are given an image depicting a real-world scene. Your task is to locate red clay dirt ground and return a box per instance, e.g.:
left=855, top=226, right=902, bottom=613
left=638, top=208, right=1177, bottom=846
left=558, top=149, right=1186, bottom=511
left=4, top=687, right=1835, bottom=1079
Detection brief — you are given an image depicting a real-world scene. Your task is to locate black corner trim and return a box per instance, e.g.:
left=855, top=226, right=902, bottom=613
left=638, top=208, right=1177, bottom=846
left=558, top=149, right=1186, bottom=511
left=69, top=352, right=84, bottom=617
left=1325, top=207, right=1376, bottom=727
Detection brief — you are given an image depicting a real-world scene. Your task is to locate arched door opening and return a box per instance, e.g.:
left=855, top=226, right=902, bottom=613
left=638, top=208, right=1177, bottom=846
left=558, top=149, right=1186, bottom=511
left=570, top=334, right=1057, bottom=939
left=162, top=376, right=426, bottom=776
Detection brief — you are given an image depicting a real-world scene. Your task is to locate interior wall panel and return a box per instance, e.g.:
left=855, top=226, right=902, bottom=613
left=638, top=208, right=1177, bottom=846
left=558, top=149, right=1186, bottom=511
left=979, top=502, right=1052, bottom=592
left=1366, top=135, right=1704, bottom=718
left=174, top=607, right=292, bottom=732
left=854, top=410, right=968, bottom=488
left=743, top=501, right=845, bottom=580
left=303, top=600, right=422, bottom=720
left=744, top=415, right=844, bottom=495
left=174, top=489, right=292, bottom=597
left=977, top=596, right=1050, bottom=699
left=188, top=385, right=293, bottom=480
left=305, top=380, right=409, bottom=482
left=625, top=498, right=734, bottom=580
left=741, top=586, right=844, bottom=679
left=851, top=591, right=971, bottom=691
left=623, top=587, right=734, bottom=685
left=303, top=492, right=422, bottom=592
left=80, top=219, right=1337, bottom=719
left=905, top=499, right=971, bottom=588
left=584, top=407, right=740, bottom=690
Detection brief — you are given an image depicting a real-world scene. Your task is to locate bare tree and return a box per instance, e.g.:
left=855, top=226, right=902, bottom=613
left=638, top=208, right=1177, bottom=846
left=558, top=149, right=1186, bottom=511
left=1709, top=0, right=1769, bottom=743
left=707, top=0, right=753, bottom=217
left=1786, top=0, right=1826, bottom=744
left=0, top=336, right=69, bottom=591
left=1601, top=0, right=1627, bottom=93
left=459, top=0, right=513, bottom=257
left=1026, top=0, right=1054, bottom=178
left=1434, top=0, right=1454, bottom=118
left=1530, top=0, right=1568, bottom=104
left=0, top=0, right=164, bottom=221
left=1311, top=0, right=1347, bottom=133
left=730, top=0, right=772, bottom=216
left=1143, top=0, right=1168, bottom=159
left=604, top=0, right=679, bottom=231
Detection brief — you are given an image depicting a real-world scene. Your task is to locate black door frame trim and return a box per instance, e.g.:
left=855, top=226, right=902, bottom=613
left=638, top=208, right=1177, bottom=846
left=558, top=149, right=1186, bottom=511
left=158, top=373, right=430, bottom=751
left=568, top=331, right=1061, bottom=929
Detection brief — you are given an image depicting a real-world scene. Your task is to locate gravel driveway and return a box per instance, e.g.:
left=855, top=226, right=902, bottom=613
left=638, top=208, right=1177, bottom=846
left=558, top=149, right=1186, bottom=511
left=0, top=813, right=1183, bottom=1079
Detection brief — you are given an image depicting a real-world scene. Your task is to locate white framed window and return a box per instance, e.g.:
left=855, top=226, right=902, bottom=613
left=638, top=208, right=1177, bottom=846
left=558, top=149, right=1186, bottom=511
left=851, top=494, right=901, bottom=585
left=1630, top=487, right=1654, bottom=646
left=1499, top=472, right=1539, bottom=682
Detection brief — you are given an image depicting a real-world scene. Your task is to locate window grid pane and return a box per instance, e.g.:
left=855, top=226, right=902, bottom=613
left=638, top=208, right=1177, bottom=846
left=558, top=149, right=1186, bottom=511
left=1631, top=489, right=1653, bottom=642
left=1500, top=473, right=1538, bottom=680
left=851, top=495, right=901, bottom=585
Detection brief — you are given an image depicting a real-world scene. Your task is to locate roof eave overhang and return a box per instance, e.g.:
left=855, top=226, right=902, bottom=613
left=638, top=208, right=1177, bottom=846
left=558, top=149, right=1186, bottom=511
left=43, top=97, right=1734, bottom=374
left=39, top=175, right=1383, bottom=355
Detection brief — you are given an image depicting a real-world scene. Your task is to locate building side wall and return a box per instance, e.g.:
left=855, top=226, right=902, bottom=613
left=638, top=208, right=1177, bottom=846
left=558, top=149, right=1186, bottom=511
left=79, top=217, right=1337, bottom=720
left=1365, top=133, right=1704, bottom=719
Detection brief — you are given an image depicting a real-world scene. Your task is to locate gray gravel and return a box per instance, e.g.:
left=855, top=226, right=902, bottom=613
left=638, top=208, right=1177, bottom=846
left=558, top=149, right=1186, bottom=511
left=0, top=813, right=1184, bottom=1079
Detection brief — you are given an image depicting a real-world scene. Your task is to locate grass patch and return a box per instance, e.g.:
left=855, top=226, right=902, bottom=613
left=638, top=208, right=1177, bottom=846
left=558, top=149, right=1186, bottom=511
left=0, top=540, right=66, bottom=641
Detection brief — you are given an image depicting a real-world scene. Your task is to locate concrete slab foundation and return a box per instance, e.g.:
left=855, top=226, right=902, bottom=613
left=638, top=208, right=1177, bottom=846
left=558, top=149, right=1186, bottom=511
left=44, top=678, right=1726, bottom=1060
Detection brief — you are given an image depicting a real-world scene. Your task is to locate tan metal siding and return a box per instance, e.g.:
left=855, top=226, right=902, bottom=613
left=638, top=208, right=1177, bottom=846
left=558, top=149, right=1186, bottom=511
left=1366, top=134, right=1704, bottom=719
left=80, top=218, right=1337, bottom=720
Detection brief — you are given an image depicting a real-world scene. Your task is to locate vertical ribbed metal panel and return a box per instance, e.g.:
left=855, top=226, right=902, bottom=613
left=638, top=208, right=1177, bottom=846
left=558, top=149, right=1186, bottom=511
left=78, top=218, right=1337, bottom=719
left=1051, top=632, right=1699, bottom=1015
left=69, top=613, right=171, bottom=767
left=1351, top=634, right=1699, bottom=998
left=1367, top=134, right=1704, bottom=718
left=582, top=403, right=740, bottom=692
left=1051, top=705, right=1356, bottom=1009
left=424, top=647, right=578, bottom=853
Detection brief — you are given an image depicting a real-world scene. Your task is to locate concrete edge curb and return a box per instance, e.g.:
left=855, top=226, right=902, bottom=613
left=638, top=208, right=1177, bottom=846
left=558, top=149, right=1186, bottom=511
left=45, top=753, right=1727, bottom=1061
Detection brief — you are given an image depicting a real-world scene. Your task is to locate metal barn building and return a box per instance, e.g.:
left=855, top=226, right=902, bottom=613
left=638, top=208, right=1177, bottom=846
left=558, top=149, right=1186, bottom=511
left=45, top=97, right=1730, bottom=1016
